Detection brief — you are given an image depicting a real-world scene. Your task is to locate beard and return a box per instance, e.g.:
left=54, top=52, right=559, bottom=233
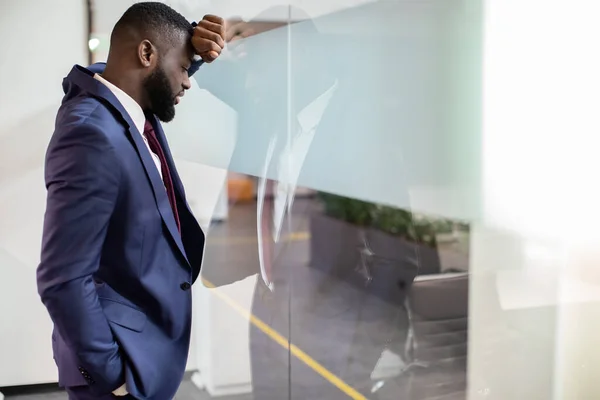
left=143, top=65, right=176, bottom=123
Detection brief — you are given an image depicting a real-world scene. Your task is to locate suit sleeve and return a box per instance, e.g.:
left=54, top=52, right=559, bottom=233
left=37, top=123, right=124, bottom=395
left=188, top=56, right=205, bottom=77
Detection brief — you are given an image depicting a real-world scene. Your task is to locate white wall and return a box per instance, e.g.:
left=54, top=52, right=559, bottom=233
left=468, top=1, right=600, bottom=398
left=0, top=0, right=88, bottom=386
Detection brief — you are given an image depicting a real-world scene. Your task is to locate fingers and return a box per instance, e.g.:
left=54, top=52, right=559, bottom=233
left=206, top=51, right=219, bottom=62
left=198, top=19, right=225, bottom=35
left=194, top=22, right=225, bottom=48
left=197, top=50, right=219, bottom=63
left=202, top=14, right=224, bottom=26
left=191, top=36, right=223, bottom=57
left=192, top=15, right=228, bottom=62
left=203, top=15, right=225, bottom=43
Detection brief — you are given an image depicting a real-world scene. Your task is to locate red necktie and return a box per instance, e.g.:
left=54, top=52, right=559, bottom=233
left=144, top=120, right=181, bottom=232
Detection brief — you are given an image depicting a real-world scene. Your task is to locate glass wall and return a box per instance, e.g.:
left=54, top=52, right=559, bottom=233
left=90, top=1, right=600, bottom=399
left=165, top=1, right=480, bottom=398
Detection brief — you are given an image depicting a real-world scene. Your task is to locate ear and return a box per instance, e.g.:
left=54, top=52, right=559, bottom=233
left=137, top=39, right=157, bottom=68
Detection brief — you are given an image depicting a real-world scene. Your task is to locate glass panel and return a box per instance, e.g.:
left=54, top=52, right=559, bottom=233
left=167, top=1, right=481, bottom=399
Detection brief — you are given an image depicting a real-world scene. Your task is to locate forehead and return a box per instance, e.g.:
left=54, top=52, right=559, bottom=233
left=159, top=30, right=194, bottom=60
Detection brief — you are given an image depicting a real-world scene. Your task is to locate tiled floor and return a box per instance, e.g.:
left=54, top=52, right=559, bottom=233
left=4, top=198, right=470, bottom=399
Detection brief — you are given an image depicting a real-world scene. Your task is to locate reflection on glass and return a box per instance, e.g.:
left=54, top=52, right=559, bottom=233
left=86, top=0, right=596, bottom=399
left=191, top=2, right=477, bottom=399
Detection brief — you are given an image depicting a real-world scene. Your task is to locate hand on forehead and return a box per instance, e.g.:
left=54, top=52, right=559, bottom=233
left=191, top=15, right=226, bottom=63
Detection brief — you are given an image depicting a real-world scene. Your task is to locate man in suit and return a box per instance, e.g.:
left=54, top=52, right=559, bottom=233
left=36, top=3, right=225, bottom=399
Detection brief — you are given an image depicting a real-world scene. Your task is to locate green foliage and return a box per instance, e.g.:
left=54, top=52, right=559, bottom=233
left=370, top=205, right=414, bottom=238
left=317, top=192, right=375, bottom=226
left=410, top=213, right=439, bottom=247
left=317, top=192, right=467, bottom=247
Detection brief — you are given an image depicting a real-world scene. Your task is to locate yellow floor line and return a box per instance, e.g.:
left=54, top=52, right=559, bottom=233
left=201, top=278, right=367, bottom=400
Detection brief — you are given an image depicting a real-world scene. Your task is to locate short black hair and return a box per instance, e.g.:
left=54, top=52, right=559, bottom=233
left=111, top=2, right=192, bottom=50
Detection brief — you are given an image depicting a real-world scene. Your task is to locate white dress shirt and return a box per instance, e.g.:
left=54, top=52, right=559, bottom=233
left=94, top=74, right=163, bottom=179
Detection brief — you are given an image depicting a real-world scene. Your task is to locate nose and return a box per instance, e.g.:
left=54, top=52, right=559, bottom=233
left=182, top=75, right=192, bottom=91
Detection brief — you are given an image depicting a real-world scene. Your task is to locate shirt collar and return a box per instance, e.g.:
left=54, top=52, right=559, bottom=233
left=94, top=73, right=146, bottom=135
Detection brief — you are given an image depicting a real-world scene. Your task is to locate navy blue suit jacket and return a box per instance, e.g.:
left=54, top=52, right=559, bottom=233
left=37, top=62, right=205, bottom=400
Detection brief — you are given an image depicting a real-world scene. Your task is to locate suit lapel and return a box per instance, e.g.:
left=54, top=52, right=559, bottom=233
left=146, top=115, right=198, bottom=228
left=127, top=120, right=190, bottom=267
left=65, top=65, right=190, bottom=267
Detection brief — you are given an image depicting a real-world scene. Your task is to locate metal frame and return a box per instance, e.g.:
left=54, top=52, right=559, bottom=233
left=86, top=0, right=93, bottom=65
